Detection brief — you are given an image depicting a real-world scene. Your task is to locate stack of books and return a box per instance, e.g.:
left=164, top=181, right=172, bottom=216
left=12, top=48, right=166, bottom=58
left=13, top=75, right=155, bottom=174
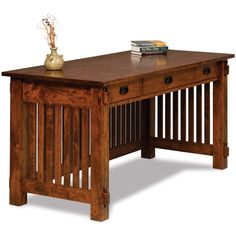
left=131, top=40, right=168, bottom=56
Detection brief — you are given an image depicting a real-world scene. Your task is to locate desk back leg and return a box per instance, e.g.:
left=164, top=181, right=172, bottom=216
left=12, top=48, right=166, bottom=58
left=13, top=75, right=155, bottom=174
left=141, top=97, right=156, bottom=159
left=213, top=61, right=228, bottom=169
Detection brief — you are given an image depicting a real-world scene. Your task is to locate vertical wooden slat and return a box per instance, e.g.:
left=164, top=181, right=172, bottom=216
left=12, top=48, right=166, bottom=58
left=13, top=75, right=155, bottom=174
left=165, top=93, right=170, bottom=139
left=188, top=87, right=194, bottom=142
left=197, top=85, right=202, bottom=143
left=54, top=105, right=62, bottom=185
left=109, top=109, right=112, bottom=148
left=111, top=107, right=116, bottom=147
left=22, top=102, right=29, bottom=180
left=126, top=103, right=131, bottom=143
left=173, top=91, right=178, bottom=140
left=28, top=103, right=36, bottom=179
left=45, top=105, right=54, bottom=183
left=81, top=109, right=89, bottom=189
left=72, top=108, right=80, bottom=188
left=131, top=102, right=136, bottom=142
left=63, top=106, right=72, bottom=186
left=38, top=104, right=45, bottom=182
left=181, top=89, right=186, bottom=141
left=117, top=106, right=121, bottom=146
left=136, top=101, right=140, bottom=140
left=121, top=104, right=126, bottom=145
left=204, top=83, right=210, bottom=144
left=158, top=95, right=163, bottom=138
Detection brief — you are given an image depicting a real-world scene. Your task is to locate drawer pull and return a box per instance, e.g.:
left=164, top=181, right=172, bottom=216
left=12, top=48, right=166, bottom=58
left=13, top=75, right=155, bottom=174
left=120, top=86, right=129, bottom=95
left=164, top=76, right=173, bottom=84
left=203, top=67, right=211, bottom=75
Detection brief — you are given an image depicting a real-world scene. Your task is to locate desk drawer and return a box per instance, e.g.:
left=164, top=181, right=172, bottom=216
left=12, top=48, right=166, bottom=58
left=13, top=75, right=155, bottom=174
left=109, top=79, right=142, bottom=103
left=194, top=63, right=219, bottom=81
left=143, top=68, right=194, bottom=95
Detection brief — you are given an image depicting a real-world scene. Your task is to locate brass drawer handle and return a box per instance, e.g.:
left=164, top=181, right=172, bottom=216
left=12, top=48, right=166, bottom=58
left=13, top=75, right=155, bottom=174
left=120, top=86, right=129, bottom=95
left=164, top=76, right=173, bottom=84
left=203, top=67, right=211, bottom=75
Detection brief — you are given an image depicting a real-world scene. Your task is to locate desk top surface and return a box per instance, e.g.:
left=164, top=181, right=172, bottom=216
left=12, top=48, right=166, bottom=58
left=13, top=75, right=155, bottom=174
left=2, top=50, right=234, bottom=87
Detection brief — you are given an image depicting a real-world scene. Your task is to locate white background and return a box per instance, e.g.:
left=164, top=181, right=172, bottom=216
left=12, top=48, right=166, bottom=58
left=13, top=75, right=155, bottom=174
left=0, top=0, right=235, bottom=235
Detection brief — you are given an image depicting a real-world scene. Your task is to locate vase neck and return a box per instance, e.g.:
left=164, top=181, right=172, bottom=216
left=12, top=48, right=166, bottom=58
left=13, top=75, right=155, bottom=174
left=50, top=47, right=58, bottom=51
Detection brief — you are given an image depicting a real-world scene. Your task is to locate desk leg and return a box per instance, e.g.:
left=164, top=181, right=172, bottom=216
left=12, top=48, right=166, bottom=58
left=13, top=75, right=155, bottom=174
left=10, top=79, right=27, bottom=205
left=213, top=62, right=228, bottom=169
left=141, top=97, right=155, bottom=159
left=90, top=89, right=110, bottom=221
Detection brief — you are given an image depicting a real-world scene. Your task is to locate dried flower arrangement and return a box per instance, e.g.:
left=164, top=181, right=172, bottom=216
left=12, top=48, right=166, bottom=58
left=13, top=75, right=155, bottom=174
left=38, top=14, right=64, bottom=70
left=41, top=15, right=57, bottom=49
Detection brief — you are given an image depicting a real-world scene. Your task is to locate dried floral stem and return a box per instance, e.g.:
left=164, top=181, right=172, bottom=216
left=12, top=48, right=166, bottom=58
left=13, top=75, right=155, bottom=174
left=42, top=17, right=56, bottom=48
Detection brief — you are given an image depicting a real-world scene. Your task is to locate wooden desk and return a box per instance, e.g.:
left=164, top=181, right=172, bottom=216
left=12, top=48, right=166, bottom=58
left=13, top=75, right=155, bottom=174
left=2, top=50, right=234, bottom=221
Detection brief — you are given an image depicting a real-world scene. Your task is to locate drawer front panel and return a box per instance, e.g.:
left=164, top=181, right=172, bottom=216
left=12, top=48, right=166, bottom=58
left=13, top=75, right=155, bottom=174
left=143, top=68, right=194, bottom=95
left=194, top=63, right=219, bottom=82
left=109, top=79, right=142, bottom=103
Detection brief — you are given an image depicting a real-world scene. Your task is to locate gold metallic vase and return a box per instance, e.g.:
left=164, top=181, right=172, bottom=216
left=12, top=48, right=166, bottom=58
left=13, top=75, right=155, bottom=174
left=44, top=47, right=64, bottom=70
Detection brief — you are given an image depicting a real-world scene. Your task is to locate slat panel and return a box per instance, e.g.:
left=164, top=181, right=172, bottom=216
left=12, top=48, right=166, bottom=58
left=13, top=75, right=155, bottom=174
left=72, top=108, right=80, bottom=188
left=181, top=89, right=186, bottom=141
left=54, top=105, right=62, bottom=185
left=165, top=93, right=170, bottom=139
left=121, top=104, right=126, bottom=145
left=188, top=87, right=194, bottom=142
left=126, top=103, right=131, bottom=143
left=136, top=101, right=140, bottom=140
left=173, top=91, right=178, bottom=140
left=197, top=85, right=202, bottom=143
left=204, top=83, right=210, bottom=144
left=117, top=106, right=121, bottom=146
left=81, top=109, right=89, bottom=189
left=45, top=105, right=54, bottom=183
left=38, top=104, right=45, bottom=182
left=28, top=103, right=36, bottom=179
left=131, top=102, right=136, bottom=142
left=63, top=106, right=72, bottom=186
left=158, top=95, right=163, bottom=138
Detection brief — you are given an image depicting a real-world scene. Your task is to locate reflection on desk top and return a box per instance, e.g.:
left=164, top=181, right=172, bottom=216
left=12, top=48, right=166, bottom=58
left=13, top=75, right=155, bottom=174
left=2, top=50, right=234, bottom=87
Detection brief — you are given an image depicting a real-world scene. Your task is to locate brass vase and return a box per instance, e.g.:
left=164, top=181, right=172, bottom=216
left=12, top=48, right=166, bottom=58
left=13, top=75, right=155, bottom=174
left=44, top=47, right=64, bottom=70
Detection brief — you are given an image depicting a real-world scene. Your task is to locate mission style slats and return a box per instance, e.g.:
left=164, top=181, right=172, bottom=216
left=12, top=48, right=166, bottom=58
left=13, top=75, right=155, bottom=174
left=21, top=81, right=214, bottom=193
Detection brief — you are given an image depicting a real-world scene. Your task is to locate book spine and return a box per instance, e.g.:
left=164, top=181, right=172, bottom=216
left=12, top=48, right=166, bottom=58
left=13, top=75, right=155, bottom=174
left=131, top=42, right=166, bottom=47
left=131, top=43, right=155, bottom=47
left=131, top=51, right=167, bottom=56
left=141, top=51, right=168, bottom=55
left=131, top=46, right=168, bottom=53
left=141, top=46, right=168, bottom=52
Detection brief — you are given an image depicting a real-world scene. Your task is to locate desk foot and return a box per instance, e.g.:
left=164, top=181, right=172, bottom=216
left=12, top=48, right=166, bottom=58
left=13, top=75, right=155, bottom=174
left=10, top=188, right=27, bottom=206
left=90, top=202, right=109, bottom=221
left=141, top=148, right=155, bottom=159
left=213, top=156, right=228, bottom=170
